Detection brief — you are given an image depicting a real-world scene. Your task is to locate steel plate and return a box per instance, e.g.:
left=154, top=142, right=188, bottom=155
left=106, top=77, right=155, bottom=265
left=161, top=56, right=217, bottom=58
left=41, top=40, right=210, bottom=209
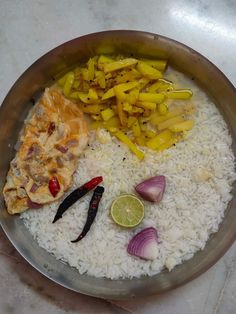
left=0, top=31, right=236, bottom=300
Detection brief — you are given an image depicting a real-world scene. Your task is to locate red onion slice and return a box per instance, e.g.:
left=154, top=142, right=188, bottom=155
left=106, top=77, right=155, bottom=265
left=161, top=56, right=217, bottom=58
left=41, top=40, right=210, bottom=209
left=56, top=156, right=64, bottom=167
left=135, top=175, right=166, bottom=203
left=48, top=122, right=56, bottom=135
left=30, top=183, right=39, bottom=193
left=55, top=145, right=68, bottom=153
left=27, top=197, right=42, bottom=209
left=127, top=227, right=159, bottom=260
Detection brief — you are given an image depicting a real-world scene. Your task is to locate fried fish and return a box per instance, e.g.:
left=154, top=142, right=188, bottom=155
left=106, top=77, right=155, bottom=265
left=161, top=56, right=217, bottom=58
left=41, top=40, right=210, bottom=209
left=3, top=88, right=88, bottom=214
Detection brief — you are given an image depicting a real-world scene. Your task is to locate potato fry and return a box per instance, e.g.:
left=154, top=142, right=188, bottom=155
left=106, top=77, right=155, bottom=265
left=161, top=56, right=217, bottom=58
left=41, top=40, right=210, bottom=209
left=91, top=116, right=121, bottom=130
left=88, top=88, right=98, bottom=100
left=91, top=114, right=102, bottom=121
left=150, top=107, right=184, bottom=125
left=87, top=57, right=96, bottom=80
left=131, top=106, right=144, bottom=113
left=157, top=115, right=185, bottom=131
left=114, top=86, right=127, bottom=102
left=132, top=120, right=141, bottom=137
left=138, top=92, right=165, bottom=103
left=123, top=102, right=133, bottom=113
left=145, top=129, right=156, bottom=138
left=135, top=134, right=146, bottom=146
left=137, top=62, right=163, bottom=80
left=91, top=121, right=104, bottom=129
left=115, top=68, right=141, bottom=84
left=166, top=89, right=193, bottom=99
left=146, top=130, right=173, bottom=150
left=169, top=120, right=194, bottom=132
left=101, top=108, right=115, bottom=121
left=148, top=79, right=173, bottom=92
left=104, top=116, right=121, bottom=128
left=63, top=72, right=74, bottom=97
left=137, top=77, right=150, bottom=90
left=95, top=71, right=106, bottom=88
left=102, top=81, right=139, bottom=100
left=157, top=137, right=180, bottom=151
left=114, top=131, right=145, bottom=160
left=117, top=100, right=127, bottom=126
left=72, top=79, right=81, bottom=89
left=103, top=58, right=138, bottom=73
left=127, top=116, right=137, bottom=127
left=157, top=103, right=168, bottom=115
left=126, top=89, right=139, bottom=105
left=78, top=103, right=106, bottom=114
left=97, top=55, right=114, bottom=70
left=58, top=54, right=195, bottom=157
left=142, top=59, right=167, bottom=71
left=136, top=101, right=156, bottom=110
left=81, top=68, right=89, bottom=81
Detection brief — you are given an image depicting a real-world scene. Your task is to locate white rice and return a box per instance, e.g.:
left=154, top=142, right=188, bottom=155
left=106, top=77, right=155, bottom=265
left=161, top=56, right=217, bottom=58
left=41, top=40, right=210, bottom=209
left=21, top=70, right=236, bottom=279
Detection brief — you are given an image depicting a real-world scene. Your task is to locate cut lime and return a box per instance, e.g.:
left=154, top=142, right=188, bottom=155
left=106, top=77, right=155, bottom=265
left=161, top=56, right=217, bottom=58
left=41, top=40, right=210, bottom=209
left=111, top=194, right=144, bottom=228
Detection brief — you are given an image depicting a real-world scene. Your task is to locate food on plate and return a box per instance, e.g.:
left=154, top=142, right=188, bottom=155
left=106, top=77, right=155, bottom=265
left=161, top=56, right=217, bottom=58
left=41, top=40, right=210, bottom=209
left=3, top=88, right=88, bottom=214
left=127, top=227, right=160, bottom=260
left=48, top=176, right=61, bottom=197
left=57, top=56, right=195, bottom=159
left=71, top=186, right=104, bottom=243
left=135, top=175, right=166, bottom=202
left=110, top=194, right=144, bottom=228
left=52, top=176, right=103, bottom=223
left=4, top=54, right=235, bottom=280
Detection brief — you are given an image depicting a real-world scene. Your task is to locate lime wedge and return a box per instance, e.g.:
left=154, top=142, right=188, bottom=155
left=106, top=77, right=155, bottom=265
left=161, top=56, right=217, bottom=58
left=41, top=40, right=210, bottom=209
left=111, top=194, right=144, bottom=228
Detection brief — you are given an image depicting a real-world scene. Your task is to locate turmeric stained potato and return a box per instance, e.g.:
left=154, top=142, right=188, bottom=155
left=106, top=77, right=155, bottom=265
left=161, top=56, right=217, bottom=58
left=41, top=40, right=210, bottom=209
left=57, top=56, right=195, bottom=159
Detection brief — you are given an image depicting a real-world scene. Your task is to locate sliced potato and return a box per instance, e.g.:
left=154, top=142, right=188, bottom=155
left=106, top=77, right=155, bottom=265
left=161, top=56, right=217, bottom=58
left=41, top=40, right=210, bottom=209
left=136, top=102, right=156, bottom=110
left=146, top=130, right=173, bottom=150
left=103, top=58, right=138, bottom=73
left=102, top=81, right=139, bottom=100
left=101, top=108, right=115, bottom=121
left=137, top=62, right=162, bottom=80
left=157, top=115, right=185, bottom=131
left=138, top=93, right=165, bottom=103
left=169, top=120, right=194, bottom=132
left=114, top=131, right=145, bottom=160
left=166, top=89, right=193, bottom=99
left=58, top=54, right=195, bottom=157
left=142, top=59, right=167, bottom=71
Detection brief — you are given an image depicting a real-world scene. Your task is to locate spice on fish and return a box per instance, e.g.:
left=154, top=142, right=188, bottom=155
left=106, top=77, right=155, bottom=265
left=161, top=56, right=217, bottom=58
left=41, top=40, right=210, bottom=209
left=52, top=176, right=103, bottom=223
left=49, top=176, right=60, bottom=197
left=71, top=186, right=104, bottom=243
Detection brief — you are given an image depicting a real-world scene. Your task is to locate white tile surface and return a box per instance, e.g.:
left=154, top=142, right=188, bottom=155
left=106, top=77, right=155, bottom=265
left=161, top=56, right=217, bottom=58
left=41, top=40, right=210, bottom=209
left=0, top=0, right=236, bottom=313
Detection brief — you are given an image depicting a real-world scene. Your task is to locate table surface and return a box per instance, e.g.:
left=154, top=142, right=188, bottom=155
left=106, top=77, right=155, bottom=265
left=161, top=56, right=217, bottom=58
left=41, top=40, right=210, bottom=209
left=1, top=1, right=236, bottom=313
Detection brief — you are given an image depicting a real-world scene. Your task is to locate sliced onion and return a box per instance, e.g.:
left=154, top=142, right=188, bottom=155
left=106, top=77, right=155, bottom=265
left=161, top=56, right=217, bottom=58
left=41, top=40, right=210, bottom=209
left=127, top=227, right=159, bottom=260
left=32, top=174, right=48, bottom=184
left=55, top=145, right=68, bottom=153
left=47, top=122, right=56, bottom=135
left=25, top=143, right=41, bottom=160
left=66, top=152, right=76, bottom=161
left=27, top=197, right=42, bottom=209
left=56, top=156, right=64, bottom=167
left=30, top=183, right=39, bottom=193
left=135, top=175, right=166, bottom=203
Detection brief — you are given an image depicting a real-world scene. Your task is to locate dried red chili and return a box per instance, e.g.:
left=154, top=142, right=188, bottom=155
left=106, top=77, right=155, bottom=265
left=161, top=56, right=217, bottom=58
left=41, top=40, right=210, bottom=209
left=52, top=176, right=103, bottom=223
left=49, top=176, right=60, bottom=197
left=71, top=186, right=104, bottom=243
